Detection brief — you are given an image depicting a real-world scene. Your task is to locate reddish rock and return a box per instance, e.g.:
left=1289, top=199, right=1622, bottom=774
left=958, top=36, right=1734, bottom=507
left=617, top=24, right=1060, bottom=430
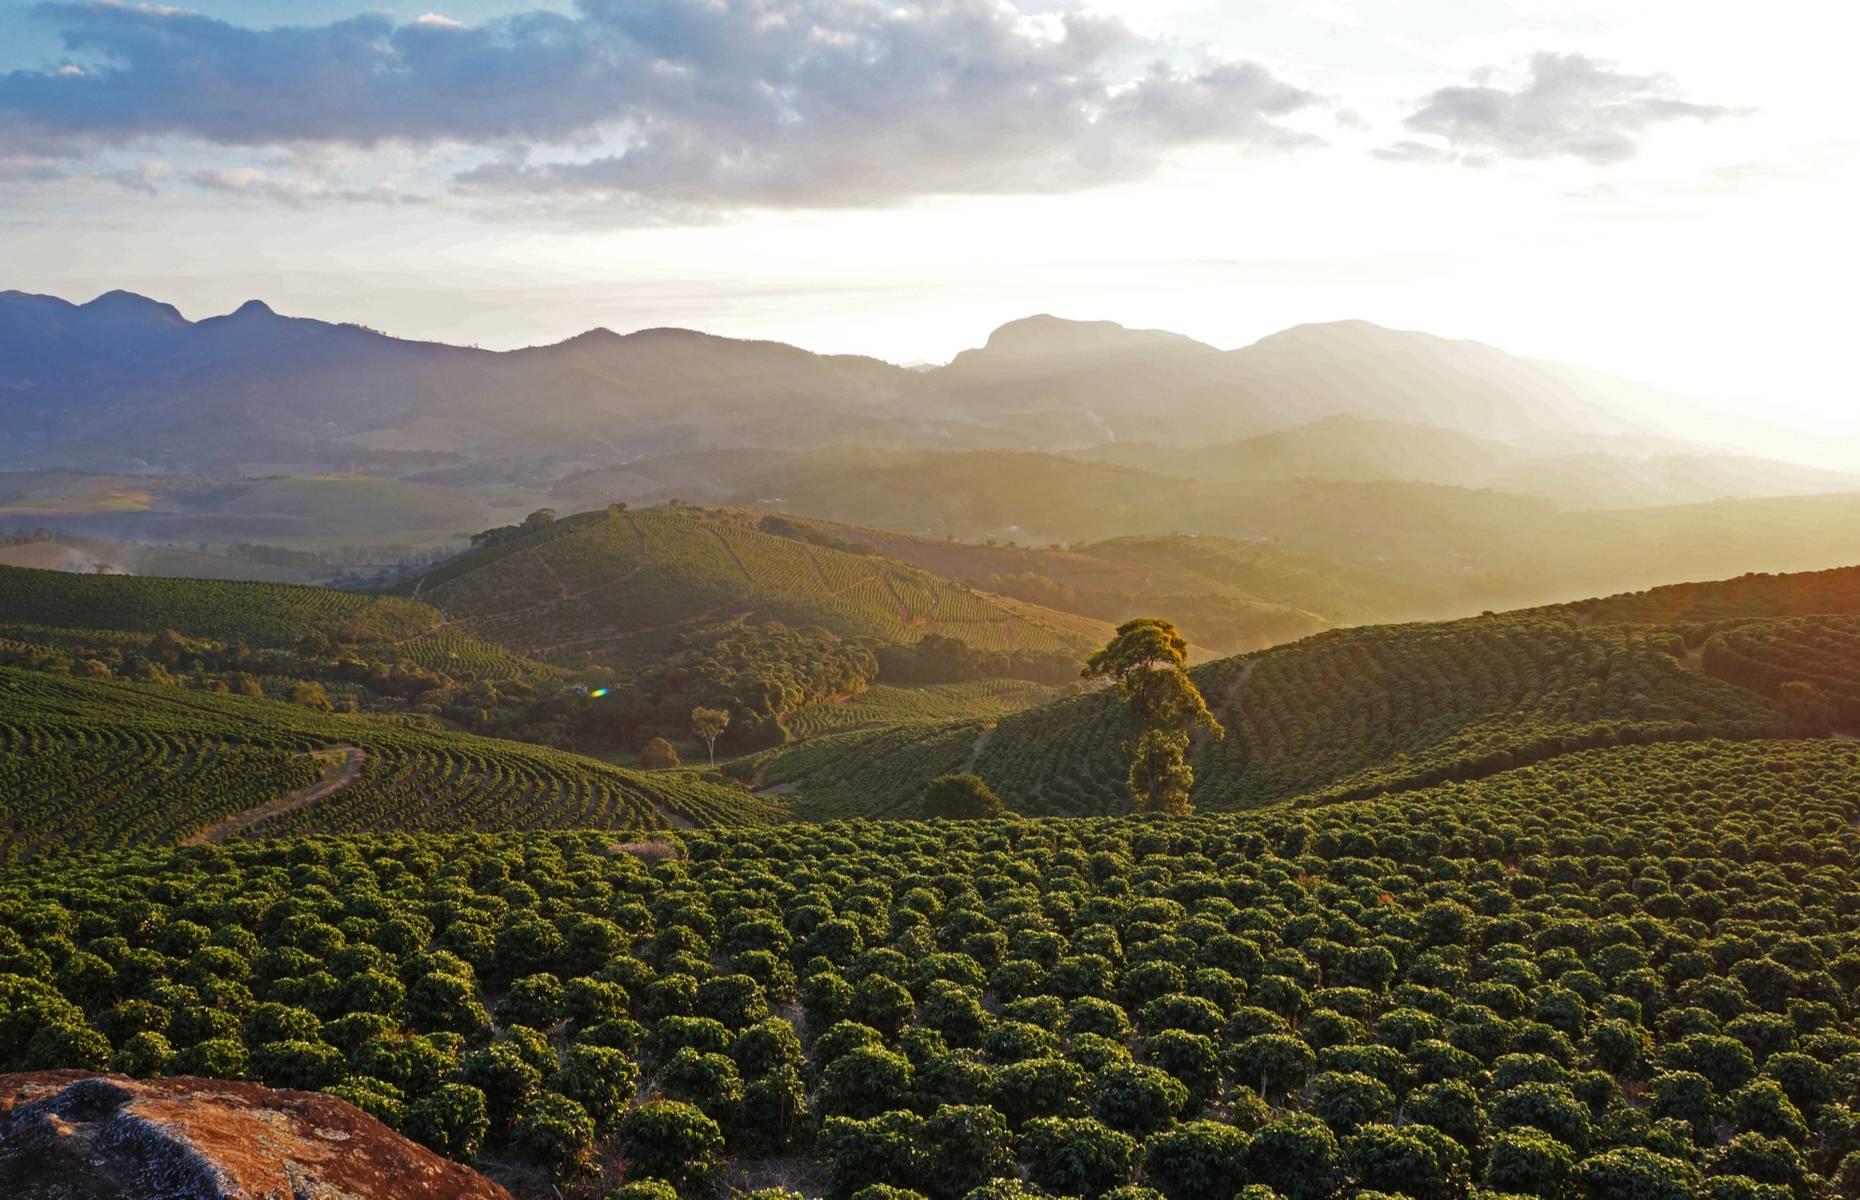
left=0, top=1071, right=511, bottom=1200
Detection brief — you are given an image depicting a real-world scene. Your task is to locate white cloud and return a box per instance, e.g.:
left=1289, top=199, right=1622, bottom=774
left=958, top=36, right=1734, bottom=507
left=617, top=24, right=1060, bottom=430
left=1, top=0, right=1317, bottom=217
left=1393, top=51, right=1740, bottom=166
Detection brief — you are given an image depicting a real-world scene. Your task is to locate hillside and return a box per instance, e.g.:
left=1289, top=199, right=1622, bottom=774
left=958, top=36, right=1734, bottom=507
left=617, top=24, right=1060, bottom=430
left=0, top=665, right=766, bottom=861
left=1570, top=563, right=1860, bottom=625
left=765, top=520, right=1423, bottom=653
left=751, top=610, right=1791, bottom=819
left=696, top=449, right=1555, bottom=563
left=0, top=563, right=439, bottom=645
left=412, top=506, right=1112, bottom=665
left=754, top=560, right=1860, bottom=819
left=565, top=447, right=1860, bottom=618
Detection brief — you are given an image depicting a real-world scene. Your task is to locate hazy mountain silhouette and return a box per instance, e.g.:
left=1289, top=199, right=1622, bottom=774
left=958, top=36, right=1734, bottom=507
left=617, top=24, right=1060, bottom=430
left=1076, top=414, right=1860, bottom=508
left=0, top=291, right=1808, bottom=483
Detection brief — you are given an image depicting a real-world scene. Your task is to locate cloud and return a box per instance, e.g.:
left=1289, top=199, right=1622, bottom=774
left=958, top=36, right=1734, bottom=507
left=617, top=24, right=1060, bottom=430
left=1371, top=139, right=1455, bottom=165
left=103, top=160, right=167, bottom=194
left=1391, top=52, right=1740, bottom=166
left=185, top=166, right=421, bottom=208
left=0, top=0, right=1319, bottom=213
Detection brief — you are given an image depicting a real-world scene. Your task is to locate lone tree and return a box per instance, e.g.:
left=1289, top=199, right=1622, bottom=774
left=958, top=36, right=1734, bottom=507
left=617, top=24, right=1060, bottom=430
left=1082, top=618, right=1222, bottom=816
left=690, top=706, right=731, bottom=766
left=639, top=737, right=681, bottom=770
left=922, top=773, right=1006, bottom=820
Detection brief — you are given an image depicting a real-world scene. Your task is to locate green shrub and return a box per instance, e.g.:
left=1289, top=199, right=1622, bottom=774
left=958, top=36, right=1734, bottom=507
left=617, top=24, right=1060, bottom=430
left=1486, top=1128, right=1576, bottom=1198
left=822, top=1045, right=915, bottom=1118
left=405, top=1083, right=489, bottom=1163
left=549, top=1044, right=637, bottom=1132
left=511, top=1092, right=596, bottom=1183
left=109, top=1030, right=175, bottom=1078
left=619, top=1100, right=725, bottom=1192
left=1140, top=1120, right=1249, bottom=1200
left=326, top=1076, right=408, bottom=1128
left=992, top=1056, right=1088, bottom=1127
left=176, top=1036, right=248, bottom=1079
left=1305, top=1070, right=1395, bottom=1134
left=1244, top=1113, right=1343, bottom=1200
left=1573, top=1147, right=1702, bottom=1200
left=922, top=1104, right=1014, bottom=1199
left=923, top=774, right=1006, bottom=820
left=1019, top=1116, right=1137, bottom=1198
left=1093, top=1063, right=1189, bottom=1135
left=821, top=1110, right=928, bottom=1200
left=461, top=1040, right=542, bottom=1135
left=250, top=1038, right=346, bottom=1090
left=604, top=1182, right=679, bottom=1200
left=1344, top=1123, right=1472, bottom=1200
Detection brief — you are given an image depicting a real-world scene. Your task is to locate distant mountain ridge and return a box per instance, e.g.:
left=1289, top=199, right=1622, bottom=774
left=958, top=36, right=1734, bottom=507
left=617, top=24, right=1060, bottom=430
left=1074, top=414, right=1860, bottom=509
left=0, top=287, right=1774, bottom=477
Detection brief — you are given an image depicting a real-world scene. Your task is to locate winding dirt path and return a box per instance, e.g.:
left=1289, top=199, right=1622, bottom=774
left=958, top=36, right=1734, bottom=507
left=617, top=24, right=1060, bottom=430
left=184, top=746, right=366, bottom=844
left=1190, top=657, right=1258, bottom=760
left=707, top=526, right=756, bottom=592
left=963, top=724, right=996, bottom=773
left=530, top=548, right=572, bottom=601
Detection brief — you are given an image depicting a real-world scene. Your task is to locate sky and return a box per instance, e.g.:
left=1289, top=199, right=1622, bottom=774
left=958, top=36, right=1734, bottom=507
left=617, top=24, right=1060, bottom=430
left=1, top=0, right=1855, bottom=446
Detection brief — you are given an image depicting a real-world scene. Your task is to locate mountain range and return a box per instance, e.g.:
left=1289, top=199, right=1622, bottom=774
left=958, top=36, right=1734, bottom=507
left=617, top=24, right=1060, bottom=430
left=5, top=288, right=1829, bottom=488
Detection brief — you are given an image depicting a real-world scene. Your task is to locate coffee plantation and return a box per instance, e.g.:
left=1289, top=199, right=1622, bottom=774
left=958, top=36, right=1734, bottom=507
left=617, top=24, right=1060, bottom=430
left=6, top=738, right=1860, bottom=1197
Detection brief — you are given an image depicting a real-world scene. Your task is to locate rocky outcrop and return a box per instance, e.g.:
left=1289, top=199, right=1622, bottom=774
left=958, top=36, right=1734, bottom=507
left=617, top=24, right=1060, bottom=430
left=0, top=1071, right=510, bottom=1200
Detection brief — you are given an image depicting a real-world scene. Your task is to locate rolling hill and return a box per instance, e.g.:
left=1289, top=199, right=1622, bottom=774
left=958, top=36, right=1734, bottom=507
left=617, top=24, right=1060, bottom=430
left=564, top=448, right=1860, bottom=621
left=409, top=505, right=1113, bottom=666
left=0, top=563, right=440, bottom=646
left=750, top=519, right=1423, bottom=654
left=674, top=448, right=1557, bottom=562
left=741, top=561, right=1860, bottom=819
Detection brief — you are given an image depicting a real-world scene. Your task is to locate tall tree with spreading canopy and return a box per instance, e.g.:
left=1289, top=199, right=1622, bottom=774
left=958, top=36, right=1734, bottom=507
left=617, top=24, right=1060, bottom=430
left=690, top=706, right=731, bottom=765
left=1082, top=618, right=1222, bottom=815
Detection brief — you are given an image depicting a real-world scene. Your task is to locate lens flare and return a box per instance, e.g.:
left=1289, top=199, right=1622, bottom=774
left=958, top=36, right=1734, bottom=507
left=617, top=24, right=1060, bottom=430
left=589, top=687, right=609, bottom=698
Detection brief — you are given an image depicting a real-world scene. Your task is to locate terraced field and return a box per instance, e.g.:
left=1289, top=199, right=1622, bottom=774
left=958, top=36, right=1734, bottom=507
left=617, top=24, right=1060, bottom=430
left=387, top=627, right=564, bottom=682
left=0, top=667, right=771, bottom=860
left=781, top=680, right=1064, bottom=738
left=415, top=507, right=1105, bottom=664
left=1702, top=615, right=1860, bottom=727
